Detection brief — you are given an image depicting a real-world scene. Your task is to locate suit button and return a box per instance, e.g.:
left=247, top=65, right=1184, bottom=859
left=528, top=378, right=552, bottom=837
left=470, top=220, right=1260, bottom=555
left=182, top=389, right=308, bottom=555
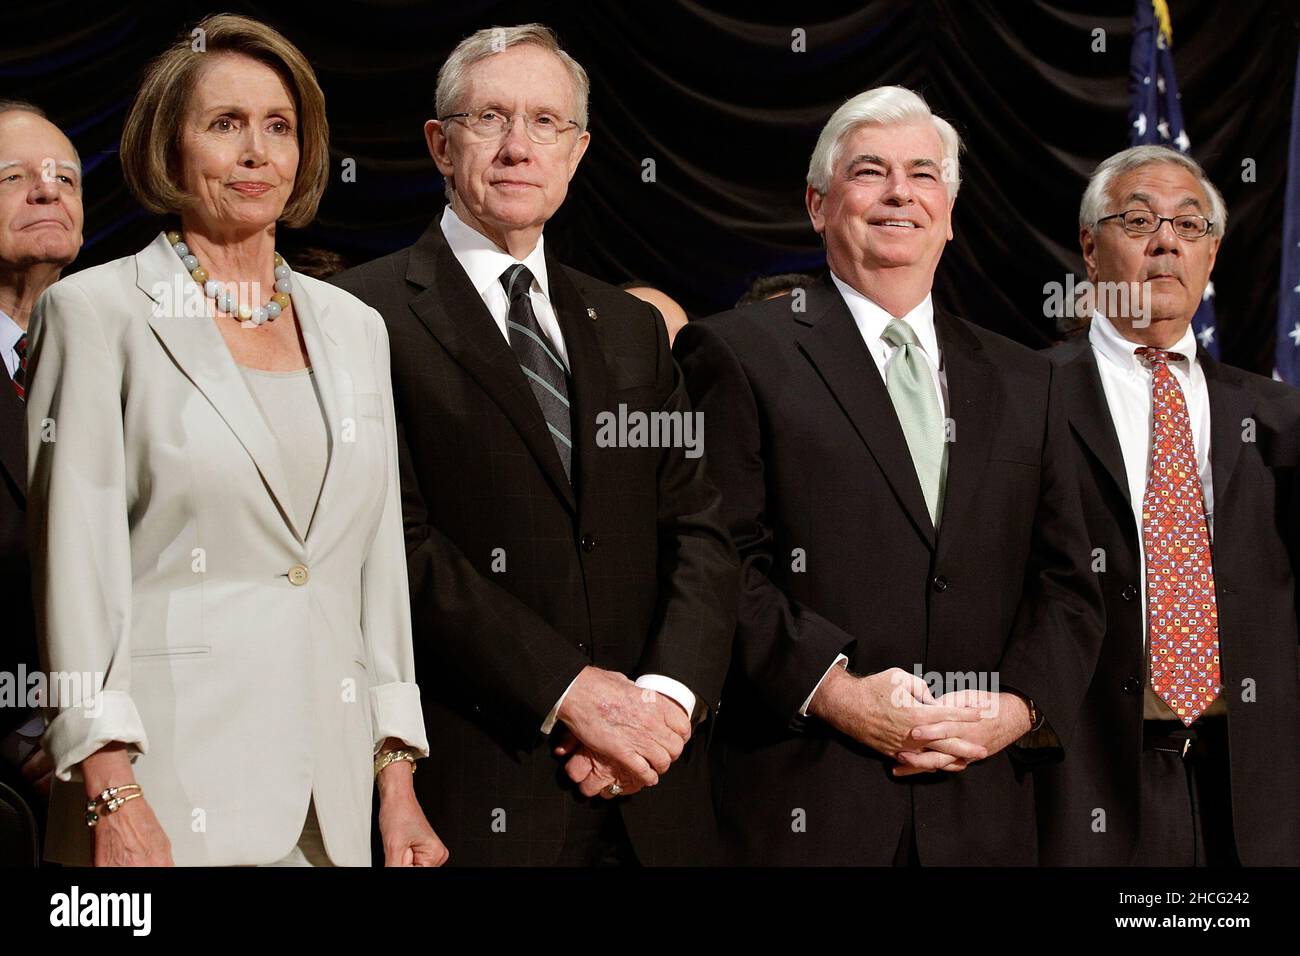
left=288, top=564, right=309, bottom=586
left=931, top=575, right=948, bottom=593
left=1122, top=584, right=1138, bottom=601
left=581, top=535, right=597, bottom=552
left=1121, top=677, right=1142, bottom=695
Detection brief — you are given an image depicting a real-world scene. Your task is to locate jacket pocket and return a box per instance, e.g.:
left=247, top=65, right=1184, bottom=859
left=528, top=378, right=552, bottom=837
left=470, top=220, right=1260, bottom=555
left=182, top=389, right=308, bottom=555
left=131, top=645, right=211, bottom=660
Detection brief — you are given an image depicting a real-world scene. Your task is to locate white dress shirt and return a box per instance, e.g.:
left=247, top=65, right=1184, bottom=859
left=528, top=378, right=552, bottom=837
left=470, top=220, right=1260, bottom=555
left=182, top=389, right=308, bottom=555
left=1088, top=311, right=1220, bottom=719
left=1, top=308, right=24, bottom=381
left=799, top=275, right=949, bottom=716
left=438, top=204, right=698, bottom=730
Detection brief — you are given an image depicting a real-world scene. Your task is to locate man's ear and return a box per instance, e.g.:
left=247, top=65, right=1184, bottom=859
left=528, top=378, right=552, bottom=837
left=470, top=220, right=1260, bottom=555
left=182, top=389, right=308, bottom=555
left=567, top=130, right=591, bottom=181
left=806, top=184, right=826, bottom=235
left=1080, top=226, right=1099, bottom=283
left=425, top=119, right=454, bottom=178
left=946, top=195, right=955, bottom=241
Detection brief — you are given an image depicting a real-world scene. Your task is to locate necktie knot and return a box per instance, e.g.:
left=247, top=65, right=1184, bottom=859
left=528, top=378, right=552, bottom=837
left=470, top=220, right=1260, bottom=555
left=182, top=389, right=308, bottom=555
left=1135, top=346, right=1185, bottom=370
left=14, top=333, right=27, bottom=358
left=500, top=264, right=535, bottom=303
left=881, top=318, right=920, bottom=350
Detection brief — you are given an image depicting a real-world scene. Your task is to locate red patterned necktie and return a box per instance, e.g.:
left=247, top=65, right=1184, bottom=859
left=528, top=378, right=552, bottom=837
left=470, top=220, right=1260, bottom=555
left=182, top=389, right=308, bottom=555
left=1138, top=346, right=1220, bottom=725
left=11, top=332, right=27, bottom=402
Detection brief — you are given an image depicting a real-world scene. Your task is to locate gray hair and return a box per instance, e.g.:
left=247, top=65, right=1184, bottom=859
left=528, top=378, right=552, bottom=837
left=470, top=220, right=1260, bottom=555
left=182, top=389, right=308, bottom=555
left=434, top=23, right=589, bottom=202
left=807, top=86, right=962, bottom=199
left=1079, top=145, right=1226, bottom=237
left=0, top=98, right=82, bottom=184
left=0, top=98, right=47, bottom=119
left=436, top=23, right=589, bottom=129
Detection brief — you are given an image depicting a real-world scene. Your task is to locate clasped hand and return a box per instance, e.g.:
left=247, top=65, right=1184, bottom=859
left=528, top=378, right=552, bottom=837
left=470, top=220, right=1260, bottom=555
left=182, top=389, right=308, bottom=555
left=552, top=666, right=691, bottom=798
left=808, top=667, right=1031, bottom=777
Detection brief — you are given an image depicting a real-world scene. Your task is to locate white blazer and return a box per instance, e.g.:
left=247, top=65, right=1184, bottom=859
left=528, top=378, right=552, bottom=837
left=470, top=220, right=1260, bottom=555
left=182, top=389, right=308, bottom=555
left=26, top=231, right=429, bottom=866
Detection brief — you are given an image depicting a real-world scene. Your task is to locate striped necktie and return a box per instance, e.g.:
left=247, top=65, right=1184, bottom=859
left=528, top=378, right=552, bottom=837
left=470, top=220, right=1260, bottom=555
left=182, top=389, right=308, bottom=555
left=1137, top=346, right=1221, bottom=725
left=500, top=264, right=572, bottom=479
left=11, top=332, right=27, bottom=402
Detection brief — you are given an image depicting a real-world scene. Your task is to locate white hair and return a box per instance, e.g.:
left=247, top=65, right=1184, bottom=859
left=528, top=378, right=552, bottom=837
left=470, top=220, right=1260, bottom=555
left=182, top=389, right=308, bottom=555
left=0, top=101, right=82, bottom=186
left=435, top=23, right=589, bottom=202
left=1079, top=145, right=1226, bottom=237
left=436, top=23, right=589, bottom=130
left=806, top=86, right=962, bottom=198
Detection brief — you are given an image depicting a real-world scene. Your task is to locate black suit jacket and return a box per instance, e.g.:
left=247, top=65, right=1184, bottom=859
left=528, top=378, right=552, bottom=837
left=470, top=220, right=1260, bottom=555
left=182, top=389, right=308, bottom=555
left=0, top=380, right=36, bottom=742
left=1037, top=334, right=1300, bottom=865
left=673, top=277, right=1103, bottom=865
left=332, top=220, right=738, bottom=866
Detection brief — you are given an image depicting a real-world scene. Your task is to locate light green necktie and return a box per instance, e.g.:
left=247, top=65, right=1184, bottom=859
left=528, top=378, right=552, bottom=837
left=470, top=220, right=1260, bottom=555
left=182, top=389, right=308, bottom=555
left=881, top=318, right=947, bottom=527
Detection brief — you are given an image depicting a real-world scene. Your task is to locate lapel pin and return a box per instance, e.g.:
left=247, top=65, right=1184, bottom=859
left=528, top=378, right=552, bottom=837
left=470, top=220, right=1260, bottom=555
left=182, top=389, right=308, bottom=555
left=587, top=307, right=598, bottom=320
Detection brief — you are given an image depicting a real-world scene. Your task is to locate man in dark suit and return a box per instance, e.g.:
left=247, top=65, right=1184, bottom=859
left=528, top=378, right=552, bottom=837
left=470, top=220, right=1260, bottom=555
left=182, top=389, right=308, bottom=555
left=673, top=86, right=1104, bottom=866
left=333, top=24, right=737, bottom=866
left=0, top=101, right=84, bottom=832
left=1039, top=145, right=1300, bottom=865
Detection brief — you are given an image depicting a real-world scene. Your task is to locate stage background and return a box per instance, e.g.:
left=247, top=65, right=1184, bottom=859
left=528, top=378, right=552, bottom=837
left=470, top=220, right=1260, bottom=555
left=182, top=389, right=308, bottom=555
left=4, top=0, right=1296, bottom=372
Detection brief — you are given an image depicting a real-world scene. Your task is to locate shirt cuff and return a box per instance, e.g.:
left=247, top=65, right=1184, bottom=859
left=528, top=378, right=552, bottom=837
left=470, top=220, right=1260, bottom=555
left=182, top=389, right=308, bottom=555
left=541, top=673, right=583, bottom=735
left=634, top=675, right=698, bottom=722
left=800, top=654, right=849, bottom=717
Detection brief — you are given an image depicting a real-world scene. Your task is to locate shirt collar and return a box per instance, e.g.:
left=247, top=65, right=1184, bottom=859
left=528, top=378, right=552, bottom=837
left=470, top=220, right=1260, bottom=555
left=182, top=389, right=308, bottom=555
left=1089, top=310, right=1198, bottom=374
left=0, top=307, right=22, bottom=355
left=439, top=204, right=551, bottom=302
left=829, top=271, right=939, bottom=362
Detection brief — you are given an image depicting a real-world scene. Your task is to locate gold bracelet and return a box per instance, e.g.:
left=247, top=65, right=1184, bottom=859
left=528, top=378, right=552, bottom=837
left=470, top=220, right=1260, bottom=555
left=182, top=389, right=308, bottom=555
left=85, top=784, right=143, bottom=827
left=373, top=748, right=417, bottom=778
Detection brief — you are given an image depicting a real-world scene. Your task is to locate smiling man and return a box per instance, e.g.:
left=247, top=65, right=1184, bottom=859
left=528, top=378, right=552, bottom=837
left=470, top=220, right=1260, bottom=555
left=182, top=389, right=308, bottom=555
left=332, top=24, right=737, bottom=866
left=673, top=86, right=1103, bottom=865
left=1038, top=145, right=1300, bottom=865
left=0, top=100, right=83, bottom=834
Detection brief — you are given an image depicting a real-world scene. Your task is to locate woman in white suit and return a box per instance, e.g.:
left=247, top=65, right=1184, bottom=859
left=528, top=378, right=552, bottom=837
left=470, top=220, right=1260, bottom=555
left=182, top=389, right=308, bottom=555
left=25, top=14, right=448, bottom=866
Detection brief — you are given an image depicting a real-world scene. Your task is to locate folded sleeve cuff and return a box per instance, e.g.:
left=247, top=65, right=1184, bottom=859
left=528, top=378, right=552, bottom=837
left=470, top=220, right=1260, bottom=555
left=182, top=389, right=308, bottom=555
left=44, top=690, right=148, bottom=783
left=369, top=681, right=429, bottom=757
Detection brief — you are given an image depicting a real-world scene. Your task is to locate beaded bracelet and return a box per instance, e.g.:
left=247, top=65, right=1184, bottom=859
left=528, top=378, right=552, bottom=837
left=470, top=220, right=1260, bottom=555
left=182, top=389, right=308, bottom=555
left=85, top=784, right=143, bottom=828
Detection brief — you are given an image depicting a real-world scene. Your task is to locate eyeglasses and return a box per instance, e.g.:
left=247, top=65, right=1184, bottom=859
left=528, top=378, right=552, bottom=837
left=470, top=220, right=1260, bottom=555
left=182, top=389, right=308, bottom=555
left=1097, top=210, right=1214, bottom=240
left=439, top=107, right=582, bottom=145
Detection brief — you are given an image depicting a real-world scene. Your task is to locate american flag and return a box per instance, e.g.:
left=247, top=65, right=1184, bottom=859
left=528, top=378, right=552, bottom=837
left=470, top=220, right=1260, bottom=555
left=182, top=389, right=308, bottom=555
left=1128, top=0, right=1218, bottom=358
left=1277, top=47, right=1300, bottom=387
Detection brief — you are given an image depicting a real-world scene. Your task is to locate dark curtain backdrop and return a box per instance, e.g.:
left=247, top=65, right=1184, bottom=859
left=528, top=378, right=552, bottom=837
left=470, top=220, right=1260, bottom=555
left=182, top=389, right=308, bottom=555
left=4, top=0, right=1296, bottom=371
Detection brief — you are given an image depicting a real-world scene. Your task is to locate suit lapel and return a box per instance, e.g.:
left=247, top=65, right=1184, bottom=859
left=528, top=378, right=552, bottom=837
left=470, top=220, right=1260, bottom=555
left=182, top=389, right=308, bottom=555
left=135, top=232, right=304, bottom=541
left=293, top=283, right=349, bottom=543
left=1056, top=334, right=1130, bottom=508
left=405, top=223, right=576, bottom=511
left=1201, top=351, right=1251, bottom=507
left=0, top=384, right=25, bottom=502
left=545, top=252, right=608, bottom=514
left=933, top=309, right=997, bottom=539
left=796, top=279, right=935, bottom=549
